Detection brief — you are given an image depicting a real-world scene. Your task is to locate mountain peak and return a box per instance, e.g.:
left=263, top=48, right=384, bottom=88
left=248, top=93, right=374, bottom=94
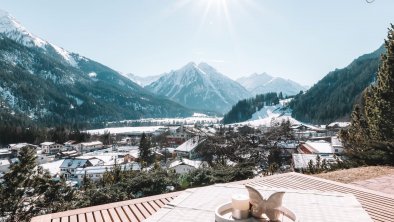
left=0, top=9, right=46, bottom=48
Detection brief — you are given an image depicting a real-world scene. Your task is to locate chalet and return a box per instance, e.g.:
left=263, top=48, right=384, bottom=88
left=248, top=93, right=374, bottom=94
left=174, top=136, right=204, bottom=159
left=77, top=141, right=103, bottom=153
left=40, top=142, right=64, bottom=155
left=168, top=158, right=207, bottom=174
left=60, top=158, right=93, bottom=179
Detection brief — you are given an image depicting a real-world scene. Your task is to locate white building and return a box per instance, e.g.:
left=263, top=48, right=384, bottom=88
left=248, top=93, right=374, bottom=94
left=174, top=136, right=204, bottom=159
left=40, top=142, right=64, bottom=155
left=60, top=158, right=93, bottom=179
left=169, top=158, right=207, bottom=174
left=75, top=162, right=141, bottom=185
left=77, top=141, right=103, bottom=153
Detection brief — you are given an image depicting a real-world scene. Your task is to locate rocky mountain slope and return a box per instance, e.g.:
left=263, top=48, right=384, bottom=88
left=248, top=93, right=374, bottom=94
left=0, top=9, right=191, bottom=127
left=146, top=62, right=251, bottom=114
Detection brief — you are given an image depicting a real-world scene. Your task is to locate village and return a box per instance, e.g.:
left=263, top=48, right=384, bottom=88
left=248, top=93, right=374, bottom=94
left=0, top=121, right=348, bottom=186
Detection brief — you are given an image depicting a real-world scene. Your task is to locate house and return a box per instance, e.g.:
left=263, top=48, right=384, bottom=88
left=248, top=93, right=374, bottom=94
left=77, top=141, right=103, bottom=153
left=75, top=162, right=141, bottom=185
left=331, top=136, right=344, bottom=154
left=64, top=140, right=77, bottom=150
left=40, top=142, right=64, bottom=155
left=298, top=140, right=333, bottom=154
left=59, top=158, right=93, bottom=179
left=166, top=126, right=195, bottom=148
left=174, top=136, right=204, bottom=159
left=168, top=158, right=207, bottom=174
left=56, top=150, right=80, bottom=159
left=9, top=143, right=37, bottom=156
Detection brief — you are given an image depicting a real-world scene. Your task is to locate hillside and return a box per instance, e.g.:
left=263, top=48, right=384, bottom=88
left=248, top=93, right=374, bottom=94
left=0, top=10, right=192, bottom=127
left=289, top=45, right=385, bottom=124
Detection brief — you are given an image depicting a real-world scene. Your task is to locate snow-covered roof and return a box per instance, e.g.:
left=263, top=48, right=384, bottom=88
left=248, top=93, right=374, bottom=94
left=60, top=159, right=91, bottom=169
left=327, top=122, right=351, bottom=128
left=0, top=159, right=10, bottom=166
left=79, top=141, right=103, bottom=146
left=169, top=158, right=205, bottom=169
left=40, top=142, right=55, bottom=146
left=9, top=143, right=36, bottom=150
left=75, top=162, right=140, bottom=175
left=40, top=160, right=64, bottom=176
left=175, top=136, right=203, bottom=153
left=304, top=141, right=333, bottom=154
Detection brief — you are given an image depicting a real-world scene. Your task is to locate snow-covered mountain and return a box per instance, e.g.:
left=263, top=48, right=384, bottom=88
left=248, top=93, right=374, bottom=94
left=124, top=73, right=163, bottom=87
left=0, top=9, right=192, bottom=126
left=237, top=73, right=307, bottom=96
left=146, top=62, right=251, bottom=114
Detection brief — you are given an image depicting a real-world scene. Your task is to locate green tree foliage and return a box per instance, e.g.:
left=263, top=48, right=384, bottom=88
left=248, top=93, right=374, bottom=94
left=290, top=45, right=385, bottom=124
left=138, top=132, right=154, bottom=168
left=0, top=146, right=76, bottom=222
left=341, top=25, right=394, bottom=165
left=223, top=92, right=279, bottom=124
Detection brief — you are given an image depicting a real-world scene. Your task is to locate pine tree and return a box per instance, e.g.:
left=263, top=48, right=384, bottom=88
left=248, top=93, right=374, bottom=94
left=0, top=146, right=50, bottom=221
left=342, top=25, right=394, bottom=165
left=139, top=132, right=153, bottom=168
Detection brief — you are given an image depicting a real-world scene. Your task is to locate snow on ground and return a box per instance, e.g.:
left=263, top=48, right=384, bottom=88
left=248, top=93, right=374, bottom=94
left=86, top=126, right=163, bottom=135
left=110, top=115, right=222, bottom=126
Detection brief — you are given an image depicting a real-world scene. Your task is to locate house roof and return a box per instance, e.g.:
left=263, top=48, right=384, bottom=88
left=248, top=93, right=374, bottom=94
left=303, top=140, right=333, bottom=153
left=169, top=158, right=205, bottom=169
left=40, top=142, right=55, bottom=146
left=60, top=159, right=91, bottom=169
left=175, top=136, right=203, bottom=153
left=30, top=172, right=394, bottom=222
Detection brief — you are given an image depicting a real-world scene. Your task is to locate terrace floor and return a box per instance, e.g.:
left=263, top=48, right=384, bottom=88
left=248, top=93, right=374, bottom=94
left=31, top=171, right=394, bottom=222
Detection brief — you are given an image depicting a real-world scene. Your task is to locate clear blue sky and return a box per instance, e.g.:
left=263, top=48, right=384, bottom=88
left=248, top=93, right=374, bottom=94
left=0, top=0, right=393, bottom=85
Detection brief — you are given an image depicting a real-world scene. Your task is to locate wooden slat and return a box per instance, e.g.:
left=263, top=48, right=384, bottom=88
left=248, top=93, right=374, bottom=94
left=141, top=202, right=155, bottom=215
left=101, top=209, right=112, bottom=222
left=108, top=208, right=121, bottom=222
left=60, top=216, right=69, bottom=222
left=85, top=212, right=94, bottom=222
left=69, top=215, right=78, bottom=222
left=52, top=218, right=60, bottom=222
left=93, top=211, right=104, bottom=222
left=128, top=205, right=145, bottom=221
left=115, top=207, right=130, bottom=222
left=135, top=203, right=150, bottom=219
left=148, top=200, right=161, bottom=211
left=77, top=214, right=87, bottom=222
left=122, top=205, right=139, bottom=222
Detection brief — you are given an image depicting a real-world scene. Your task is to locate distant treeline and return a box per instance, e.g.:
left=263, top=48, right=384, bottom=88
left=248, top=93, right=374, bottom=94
left=222, top=92, right=281, bottom=124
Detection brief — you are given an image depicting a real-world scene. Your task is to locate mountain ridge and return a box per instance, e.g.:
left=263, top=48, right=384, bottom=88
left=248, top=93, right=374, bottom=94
left=0, top=9, right=192, bottom=127
left=236, top=72, right=307, bottom=96
left=146, top=62, right=251, bottom=114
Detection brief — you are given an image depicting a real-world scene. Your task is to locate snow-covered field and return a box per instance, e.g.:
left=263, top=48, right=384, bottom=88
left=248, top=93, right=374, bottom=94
left=108, top=113, right=222, bottom=126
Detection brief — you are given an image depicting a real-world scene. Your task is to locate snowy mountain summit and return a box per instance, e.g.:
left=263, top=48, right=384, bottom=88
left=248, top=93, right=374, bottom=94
left=237, top=73, right=307, bottom=96
left=0, top=9, right=192, bottom=125
left=146, top=62, right=251, bottom=114
left=0, top=9, right=77, bottom=66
